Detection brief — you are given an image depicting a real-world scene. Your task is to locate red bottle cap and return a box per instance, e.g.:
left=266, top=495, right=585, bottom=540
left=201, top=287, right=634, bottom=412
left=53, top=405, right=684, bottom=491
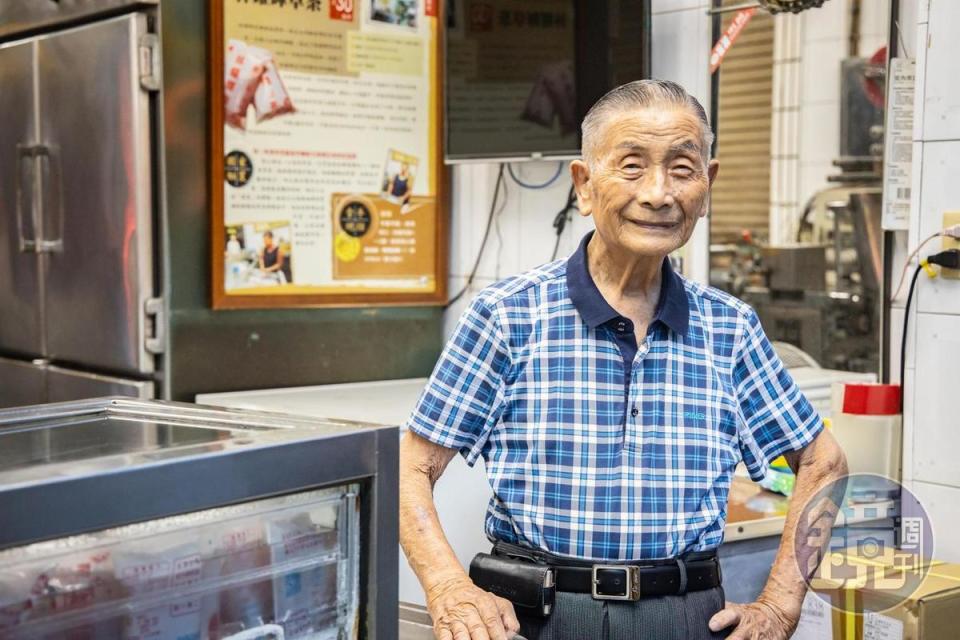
left=842, top=383, right=901, bottom=416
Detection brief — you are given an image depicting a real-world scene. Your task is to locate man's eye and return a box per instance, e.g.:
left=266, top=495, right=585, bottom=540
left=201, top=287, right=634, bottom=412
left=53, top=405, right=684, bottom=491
left=623, top=163, right=642, bottom=170
left=672, top=165, right=694, bottom=175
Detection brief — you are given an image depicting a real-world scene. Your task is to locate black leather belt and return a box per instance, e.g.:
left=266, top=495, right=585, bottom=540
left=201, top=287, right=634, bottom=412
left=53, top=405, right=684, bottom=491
left=492, top=541, right=721, bottom=601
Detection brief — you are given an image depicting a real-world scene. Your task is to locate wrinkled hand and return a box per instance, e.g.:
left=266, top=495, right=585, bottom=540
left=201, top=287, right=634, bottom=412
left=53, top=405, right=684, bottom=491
left=708, top=598, right=799, bottom=640
left=427, top=576, right=521, bottom=640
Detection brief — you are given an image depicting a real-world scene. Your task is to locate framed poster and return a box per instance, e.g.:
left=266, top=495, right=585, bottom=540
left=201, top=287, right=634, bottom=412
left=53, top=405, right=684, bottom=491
left=210, top=0, right=447, bottom=308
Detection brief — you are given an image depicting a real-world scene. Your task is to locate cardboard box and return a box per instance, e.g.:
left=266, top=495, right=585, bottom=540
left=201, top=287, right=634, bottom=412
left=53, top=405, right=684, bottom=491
left=852, top=564, right=960, bottom=640
left=805, top=547, right=959, bottom=639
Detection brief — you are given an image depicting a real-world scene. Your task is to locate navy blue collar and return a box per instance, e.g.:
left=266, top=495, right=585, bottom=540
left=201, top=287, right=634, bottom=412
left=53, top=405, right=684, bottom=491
left=565, top=231, right=689, bottom=337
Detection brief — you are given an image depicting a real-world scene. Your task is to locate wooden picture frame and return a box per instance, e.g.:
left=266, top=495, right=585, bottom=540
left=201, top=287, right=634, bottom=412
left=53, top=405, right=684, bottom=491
left=209, top=0, right=448, bottom=309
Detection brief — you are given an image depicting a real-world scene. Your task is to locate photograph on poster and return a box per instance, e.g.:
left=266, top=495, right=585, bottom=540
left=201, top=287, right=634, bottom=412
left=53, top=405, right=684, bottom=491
left=381, top=150, right=419, bottom=208
left=223, top=39, right=295, bottom=130
left=225, top=221, right=294, bottom=290
left=370, top=0, right=418, bottom=28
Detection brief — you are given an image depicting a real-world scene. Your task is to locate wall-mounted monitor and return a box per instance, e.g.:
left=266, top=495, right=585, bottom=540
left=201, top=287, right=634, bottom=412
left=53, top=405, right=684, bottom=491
left=444, top=0, right=652, bottom=163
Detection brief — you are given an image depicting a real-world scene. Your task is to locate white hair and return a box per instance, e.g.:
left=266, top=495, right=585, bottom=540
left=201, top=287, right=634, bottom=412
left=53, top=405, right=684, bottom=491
left=581, top=79, right=715, bottom=167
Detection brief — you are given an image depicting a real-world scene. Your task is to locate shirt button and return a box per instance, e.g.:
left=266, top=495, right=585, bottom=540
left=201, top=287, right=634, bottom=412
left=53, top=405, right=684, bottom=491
left=630, top=406, right=639, bottom=418
left=616, top=321, right=626, bottom=332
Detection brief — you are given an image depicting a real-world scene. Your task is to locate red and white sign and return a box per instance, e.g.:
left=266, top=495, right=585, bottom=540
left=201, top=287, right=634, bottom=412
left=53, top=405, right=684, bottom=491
left=709, top=8, right=756, bottom=74
left=330, top=0, right=354, bottom=22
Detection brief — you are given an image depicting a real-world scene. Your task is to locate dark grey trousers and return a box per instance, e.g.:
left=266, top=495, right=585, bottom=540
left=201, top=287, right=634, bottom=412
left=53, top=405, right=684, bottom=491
left=517, top=586, right=729, bottom=640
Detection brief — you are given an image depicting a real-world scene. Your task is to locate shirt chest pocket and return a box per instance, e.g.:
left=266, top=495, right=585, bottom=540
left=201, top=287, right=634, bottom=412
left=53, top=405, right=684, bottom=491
left=629, top=387, right=741, bottom=474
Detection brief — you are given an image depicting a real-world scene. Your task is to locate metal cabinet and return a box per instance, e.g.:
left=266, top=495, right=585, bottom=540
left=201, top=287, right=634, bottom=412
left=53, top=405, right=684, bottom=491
left=0, top=11, right=158, bottom=407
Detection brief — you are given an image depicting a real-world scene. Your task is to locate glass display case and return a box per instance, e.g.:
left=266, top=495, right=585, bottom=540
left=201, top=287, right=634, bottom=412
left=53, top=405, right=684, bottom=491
left=0, top=398, right=398, bottom=639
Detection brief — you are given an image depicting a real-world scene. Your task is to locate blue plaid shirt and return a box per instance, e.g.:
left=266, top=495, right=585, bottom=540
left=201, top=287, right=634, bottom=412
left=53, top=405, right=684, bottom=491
left=407, top=232, right=823, bottom=561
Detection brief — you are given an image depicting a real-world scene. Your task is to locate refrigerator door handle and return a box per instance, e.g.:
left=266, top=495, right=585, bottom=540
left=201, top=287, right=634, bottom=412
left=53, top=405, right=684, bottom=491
left=15, top=144, right=39, bottom=253
left=144, top=297, right=165, bottom=355
left=35, top=144, right=64, bottom=253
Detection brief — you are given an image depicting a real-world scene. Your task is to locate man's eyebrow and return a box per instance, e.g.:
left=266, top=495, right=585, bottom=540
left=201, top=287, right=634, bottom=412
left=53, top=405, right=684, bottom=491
left=613, top=140, right=702, bottom=155
left=669, top=140, right=701, bottom=155
left=615, top=141, right=644, bottom=152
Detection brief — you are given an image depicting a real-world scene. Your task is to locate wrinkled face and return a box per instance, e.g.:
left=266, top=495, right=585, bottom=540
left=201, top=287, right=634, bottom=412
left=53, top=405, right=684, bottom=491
left=572, top=106, right=719, bottom=258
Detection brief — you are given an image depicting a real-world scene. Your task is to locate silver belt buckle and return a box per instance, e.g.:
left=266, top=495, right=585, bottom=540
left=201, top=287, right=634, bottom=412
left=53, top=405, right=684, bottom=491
left=591, top=564, right=640, bottom=601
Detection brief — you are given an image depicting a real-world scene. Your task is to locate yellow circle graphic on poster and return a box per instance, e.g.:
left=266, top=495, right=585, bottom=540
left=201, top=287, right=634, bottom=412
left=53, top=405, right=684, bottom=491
left=335, top=231, right=362, bottom=262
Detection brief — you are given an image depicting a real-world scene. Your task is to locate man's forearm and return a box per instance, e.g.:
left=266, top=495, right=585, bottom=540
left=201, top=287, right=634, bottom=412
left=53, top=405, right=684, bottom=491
left=399, top=432, right=469, bottom=593
left=759, top=430, right=849, bottom=620
left=400, top=432, right=522, bottom=640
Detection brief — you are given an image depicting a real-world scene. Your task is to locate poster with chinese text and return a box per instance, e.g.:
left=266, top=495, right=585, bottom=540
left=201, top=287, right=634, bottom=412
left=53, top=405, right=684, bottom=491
left=211, top=0, right=446, bottom=308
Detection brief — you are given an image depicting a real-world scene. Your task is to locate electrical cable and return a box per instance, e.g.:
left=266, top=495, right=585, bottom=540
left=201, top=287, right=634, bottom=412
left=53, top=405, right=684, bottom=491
left=507, top=161, right=565, bottom=190
left=446, top=164, right=506, bottom=308
left=550, top=185, right=579, bottom=261
left=493, top=171, right=511, bottom=278
left=899, top=264, right=921, bottom=412
left=891, top=232, right=940, bottom=301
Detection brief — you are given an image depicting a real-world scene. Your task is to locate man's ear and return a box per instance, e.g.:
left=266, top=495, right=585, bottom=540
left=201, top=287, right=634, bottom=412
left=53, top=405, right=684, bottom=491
left=698, top=159, right=719, bottom=220
left=707, top=158, right=719, bottom=186
left=570, top=160, right=593, bottom=216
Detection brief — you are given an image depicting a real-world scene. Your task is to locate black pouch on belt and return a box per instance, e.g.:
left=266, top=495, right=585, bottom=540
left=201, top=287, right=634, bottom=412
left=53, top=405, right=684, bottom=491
left=469, top=553, right=556, bottom=618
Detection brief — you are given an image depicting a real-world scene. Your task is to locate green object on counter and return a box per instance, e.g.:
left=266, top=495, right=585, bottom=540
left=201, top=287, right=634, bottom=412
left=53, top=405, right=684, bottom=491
left=758, top=466, right=795, bottom=496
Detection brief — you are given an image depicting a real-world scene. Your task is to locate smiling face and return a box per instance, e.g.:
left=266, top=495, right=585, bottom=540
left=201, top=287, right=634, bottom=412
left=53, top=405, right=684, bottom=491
left=572, top=105, right=719, bottom=259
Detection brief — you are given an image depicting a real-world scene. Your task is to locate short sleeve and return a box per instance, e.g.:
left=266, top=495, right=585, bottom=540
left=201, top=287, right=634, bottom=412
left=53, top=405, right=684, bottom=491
left=733, top=309, right=824, bottom=481
left=404, top=295, right=511, bottom=465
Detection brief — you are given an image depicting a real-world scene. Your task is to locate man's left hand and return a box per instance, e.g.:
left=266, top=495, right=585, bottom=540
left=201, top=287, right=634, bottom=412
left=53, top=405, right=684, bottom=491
left=708, top=599, right=798, bottom=640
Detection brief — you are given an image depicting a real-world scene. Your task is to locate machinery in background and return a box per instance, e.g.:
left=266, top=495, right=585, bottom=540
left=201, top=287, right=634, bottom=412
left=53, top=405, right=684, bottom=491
left=713, top=189, right=882, bottom=374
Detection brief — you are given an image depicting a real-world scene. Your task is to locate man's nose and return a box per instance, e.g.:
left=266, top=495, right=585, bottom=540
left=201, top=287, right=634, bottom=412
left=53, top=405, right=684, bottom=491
left=637, top=169, right=674, bottom=210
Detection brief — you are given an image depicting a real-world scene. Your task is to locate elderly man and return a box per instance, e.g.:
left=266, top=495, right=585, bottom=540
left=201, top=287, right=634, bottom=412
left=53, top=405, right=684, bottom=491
left=400, top=80, right=847, bottom=640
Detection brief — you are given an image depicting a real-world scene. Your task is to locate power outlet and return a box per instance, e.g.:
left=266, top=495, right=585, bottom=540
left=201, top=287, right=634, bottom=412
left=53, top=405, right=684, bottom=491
left=943, top=211, right=960, bottom=279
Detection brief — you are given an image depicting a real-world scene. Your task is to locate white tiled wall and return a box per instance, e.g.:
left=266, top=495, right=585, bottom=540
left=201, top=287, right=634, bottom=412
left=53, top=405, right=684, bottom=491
left=770, top=14, right=803, bottom=244
left=768, top=0, right=890, bottom=243
left=911, top=481, right=960, bottom=561
left=443, top=163, right=591, bottom=334
left=910, top=313, right=960, bottom=487
left=920, top=0, right=960, bottom=141
left=915, top=141, right=960, bottom=316
left=443, top=0, right=713, bottom=336
left=896, top=0, right=960, bottom=562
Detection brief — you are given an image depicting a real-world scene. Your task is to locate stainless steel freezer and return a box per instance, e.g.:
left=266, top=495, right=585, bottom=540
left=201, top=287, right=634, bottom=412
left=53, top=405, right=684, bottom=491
left=0, top=397, right=398, bottom=639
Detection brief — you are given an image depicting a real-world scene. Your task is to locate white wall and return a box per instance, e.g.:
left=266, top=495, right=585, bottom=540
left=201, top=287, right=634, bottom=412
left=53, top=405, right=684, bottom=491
left=444, top=0, right=714, bottom=335
left=897, top=0, right=960, bottom=563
